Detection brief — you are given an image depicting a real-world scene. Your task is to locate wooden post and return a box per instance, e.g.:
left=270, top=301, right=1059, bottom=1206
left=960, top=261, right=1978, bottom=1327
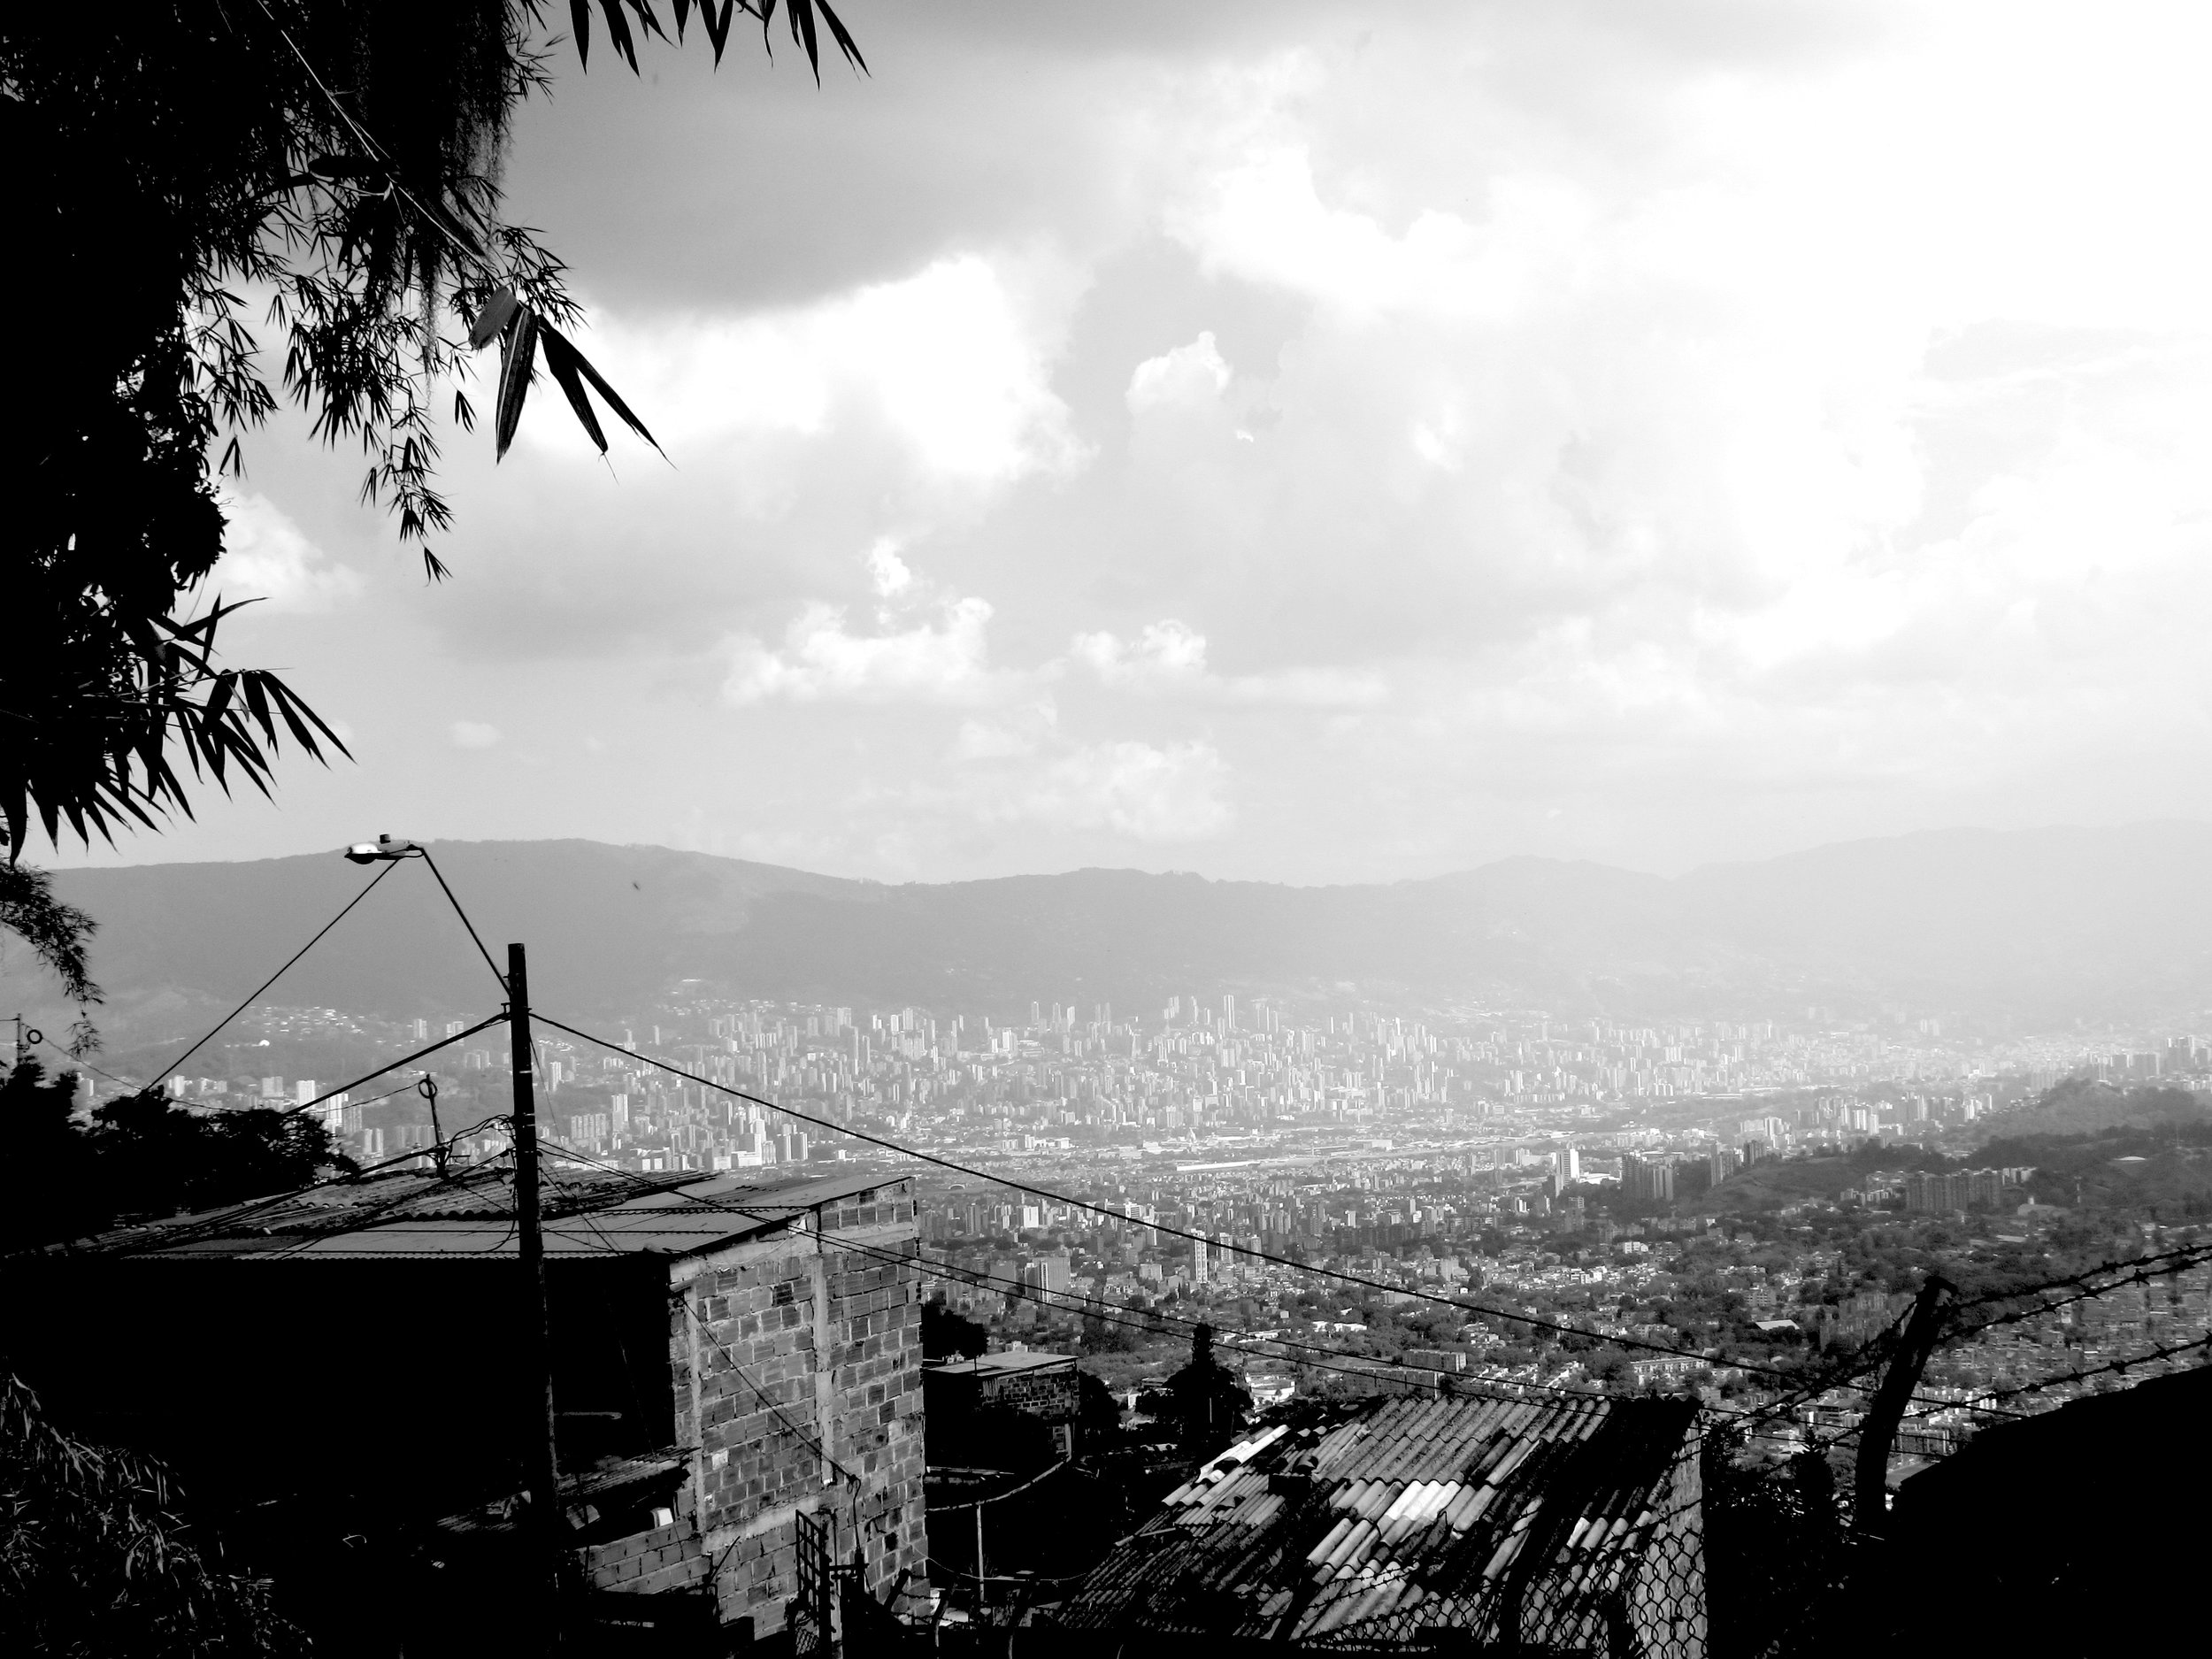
left=509, top=943, right=564, bottom=1642
left=1854, top=1276, right=1950, bottom=1532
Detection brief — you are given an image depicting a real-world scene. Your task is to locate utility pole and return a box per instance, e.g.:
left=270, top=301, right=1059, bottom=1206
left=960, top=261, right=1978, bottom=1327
left=974, top=1502, right=987, bottom=1614
left=509, top=943, right=565, bottom=1645
left=1853, top=1275, right=1950, bottom=1533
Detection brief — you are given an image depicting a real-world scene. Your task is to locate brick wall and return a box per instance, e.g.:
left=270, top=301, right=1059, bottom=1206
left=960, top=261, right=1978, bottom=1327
left=579, top=1514, right=710, bottom=1595
left=666, top=1180, right=930, bottom=1636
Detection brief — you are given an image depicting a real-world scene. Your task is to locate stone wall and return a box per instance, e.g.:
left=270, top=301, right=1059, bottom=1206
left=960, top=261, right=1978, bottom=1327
left=664, top=1179, right=929, bottom=1637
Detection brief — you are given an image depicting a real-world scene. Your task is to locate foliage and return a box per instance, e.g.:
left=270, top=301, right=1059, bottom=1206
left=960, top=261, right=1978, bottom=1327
left=922, top=1302, right=989, bottom=1361
left=0, top=1063, right=354, bottom=1253
left=0, top=1371, right=306, bottom=1659
left=0, top=868, right=100, bottom=1052
left=1156, top=1324, right=1254, bottom=1458
left=1, top=2, right=859, bottom=859
left=1978, top=1078, right=2211, bottom=1142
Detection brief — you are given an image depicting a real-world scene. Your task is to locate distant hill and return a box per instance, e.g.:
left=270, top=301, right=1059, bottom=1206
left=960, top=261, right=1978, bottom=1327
left=1971, top=1079, right=2212, bottom=1143
left=10, top=823, right=2212, bottom=1043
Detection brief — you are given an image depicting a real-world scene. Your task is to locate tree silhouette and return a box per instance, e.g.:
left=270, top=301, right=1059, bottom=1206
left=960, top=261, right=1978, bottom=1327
left=1159, top=1323, right=1254, bottom=1460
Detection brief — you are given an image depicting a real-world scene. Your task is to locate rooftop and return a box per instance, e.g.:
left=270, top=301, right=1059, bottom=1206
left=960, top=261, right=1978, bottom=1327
left=39, top=1164, right=902, bottom=1262
left=923, top=1351, right=1078, bottom=1378
left=1055, top=1391, right=1704, bottom=1653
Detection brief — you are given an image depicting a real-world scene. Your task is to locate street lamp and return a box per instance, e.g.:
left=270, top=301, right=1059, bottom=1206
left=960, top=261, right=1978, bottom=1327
left=342, top=834, right=424, bottom=864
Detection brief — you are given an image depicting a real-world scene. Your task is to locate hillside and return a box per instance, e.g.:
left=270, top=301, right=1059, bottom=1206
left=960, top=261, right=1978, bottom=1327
left=9, top=823, right=2212, bottom=1041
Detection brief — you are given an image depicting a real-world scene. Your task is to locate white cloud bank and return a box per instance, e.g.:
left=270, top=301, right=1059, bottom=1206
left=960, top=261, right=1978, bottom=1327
left=524, top=255, right=1087, bottom=490
left=205, top=491, right=362, bottom=614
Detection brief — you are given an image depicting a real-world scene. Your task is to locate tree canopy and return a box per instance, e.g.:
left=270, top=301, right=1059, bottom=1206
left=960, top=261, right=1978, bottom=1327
left=2, top=0, right=862, bottom=1035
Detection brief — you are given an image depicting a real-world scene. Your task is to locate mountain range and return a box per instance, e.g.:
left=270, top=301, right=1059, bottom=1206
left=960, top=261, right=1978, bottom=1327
left=8, top=823, right=2212, bottom=1042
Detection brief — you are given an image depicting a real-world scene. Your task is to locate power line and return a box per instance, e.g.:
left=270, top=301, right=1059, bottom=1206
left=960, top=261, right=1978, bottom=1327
left=538, top=1143, right=1565, bottom=1408
left=155, top=858, right=403, bottom=1084
left=278, top=1011, right=508, bottom=1118
left=418, top=848, right=508, bottom=995
left=534, top=1013, right=1853, bottom=1392
left=540, top=1131, right=1609, bottom=1410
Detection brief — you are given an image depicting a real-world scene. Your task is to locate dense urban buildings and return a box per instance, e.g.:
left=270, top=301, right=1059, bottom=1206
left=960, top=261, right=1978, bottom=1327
left=104, top=988, right=2212, bottom=1463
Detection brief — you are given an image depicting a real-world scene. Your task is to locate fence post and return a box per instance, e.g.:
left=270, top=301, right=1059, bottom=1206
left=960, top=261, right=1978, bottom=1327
left=1853, top=1277, right=1950, bottom=1532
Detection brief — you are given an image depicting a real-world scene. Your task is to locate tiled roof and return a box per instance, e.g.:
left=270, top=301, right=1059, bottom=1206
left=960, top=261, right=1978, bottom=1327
left=1055, top=1392, right=1705, bottom=1654
left=47, top=1165, right=902, bottom=1261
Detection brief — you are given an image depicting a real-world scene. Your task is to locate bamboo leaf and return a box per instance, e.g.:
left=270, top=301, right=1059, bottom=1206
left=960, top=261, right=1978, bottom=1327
left=495, top=305, right=541, bottom=460
left=793, top=0, right=820, bottom=80
left=240, top=672, right=274, bottom=741
left=570, top=0, right=592, bottom=69
left=538, top=326, right=610, bottom=454
left=538, top=320, right=660, bottom=454
left=468, top=286, right=518, bottom=349
left=423, top=547, right=454, bottom=583
left=602, top=0, right=640, bottom=72
left=202, top=672, right=236, bottom=727
left=701, top=0, right=734, bottom=60
left=814, top=0, right=866, bottom=73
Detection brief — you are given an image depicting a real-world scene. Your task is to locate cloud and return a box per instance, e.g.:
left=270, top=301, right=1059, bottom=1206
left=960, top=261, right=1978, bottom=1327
left=724, top=595, right=1014, bottom=706
left=1030, top=741, right=1232, bottom=841
left=959, top=739, right=1230, bottom=842
left=204, top=491, right=362, bottom=613
left=951, top=701, right=1059, bottom=761
left=521, top=255, right=1087, bottom=489
left=1072, top=621, right=1387, bottom=708
left=865, top=538, right=914, bottom=598
left=449, top=721, right=502, bottom=749
left=1127, top=331, right=1233, bottom=412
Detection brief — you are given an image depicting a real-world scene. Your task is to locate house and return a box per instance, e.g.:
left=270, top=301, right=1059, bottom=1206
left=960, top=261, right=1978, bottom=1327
left=1052, top=1391, right=1706, bottom=1656
left=922, top=1349, right=1083, bottom=1470
left=1886, top=1365, right=2211, bottom=1658
left=2, top=1161, right=929, bottom=1654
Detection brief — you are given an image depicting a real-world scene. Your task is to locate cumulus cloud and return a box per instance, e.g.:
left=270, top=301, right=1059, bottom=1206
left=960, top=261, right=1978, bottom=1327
left=205, top=490, right=362, bottom=613
left=1026, top=741, right=1232, bottom=841
left=865, top=538, right=914, bottom=598
left=1127, top=331, right=1233, bottom=412
left=724, top=596, right=1012, bottom=706
left=521, top=255, right=1087, bottom=488
left=944, top=739, right=1229, bottom=842
left=1072, top=621, right=1386, bottom=709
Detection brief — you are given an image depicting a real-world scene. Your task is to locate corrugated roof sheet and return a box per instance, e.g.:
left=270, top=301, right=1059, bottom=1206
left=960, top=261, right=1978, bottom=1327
left=53, top=1165, right=902, bottom=1262
left=1055, top=1392, right=1706, bottom=1655
left=924, top=1351, right=1076, bottom=1378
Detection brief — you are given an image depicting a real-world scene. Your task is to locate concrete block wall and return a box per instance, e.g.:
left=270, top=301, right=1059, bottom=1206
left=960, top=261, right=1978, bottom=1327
left=579, top=1514, right=710, bottom=1596
left=665, top=1180, right=930, bottom=1636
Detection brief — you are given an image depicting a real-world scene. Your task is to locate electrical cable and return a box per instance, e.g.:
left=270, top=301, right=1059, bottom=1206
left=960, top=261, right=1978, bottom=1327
left=153, top=858, right=403, bottom=1085
left=277, top=1012, right=508, bottom=1118
left=83, top=1120, right=517, bottom=1259
left=799, top=1222, right=1605, bottom=1410
left=28, top=1033, right=142, bottom=1092
left=535, top=1138, right=1577, bottom=1407
left=536, top=1012, right=1876, bottom=1394
left=677, top=1293, right=864, bottom=1486
left=417, top=848, right=508, bottom=995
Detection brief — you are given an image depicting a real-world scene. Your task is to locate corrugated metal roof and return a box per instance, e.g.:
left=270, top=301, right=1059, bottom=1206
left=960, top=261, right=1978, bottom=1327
left=53, top=1164, right=903, bottom=1262
left=924, top=1351, right=1076, bottom=1378
left=1055, top=1392, right=1705, bottom=1653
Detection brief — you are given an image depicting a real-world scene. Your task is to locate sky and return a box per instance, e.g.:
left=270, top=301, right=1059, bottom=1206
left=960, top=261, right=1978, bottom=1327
left=58, top=1, right=2212, bottom=884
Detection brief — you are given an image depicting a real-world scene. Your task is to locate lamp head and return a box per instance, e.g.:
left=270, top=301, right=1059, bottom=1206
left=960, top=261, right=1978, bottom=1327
left=343, top=834, right=423, bottom=864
